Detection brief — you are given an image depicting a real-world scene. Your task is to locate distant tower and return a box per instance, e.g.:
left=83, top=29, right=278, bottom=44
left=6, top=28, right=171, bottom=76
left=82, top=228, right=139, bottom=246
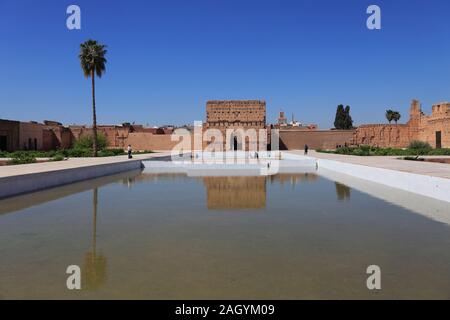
left=408, top=99, right=421, bottom=140
left=278, top=110, right=288, bottom=126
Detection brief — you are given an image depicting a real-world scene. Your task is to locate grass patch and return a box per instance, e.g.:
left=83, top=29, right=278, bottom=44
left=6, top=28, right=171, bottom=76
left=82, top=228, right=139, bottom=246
left=0, top=148, right=155, bottom=160
left=317, top=145, right=450, bottom=157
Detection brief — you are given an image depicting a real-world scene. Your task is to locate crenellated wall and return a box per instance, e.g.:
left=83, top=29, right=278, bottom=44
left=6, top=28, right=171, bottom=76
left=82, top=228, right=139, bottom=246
left=418, top=102, right=450, bottom=148
left=354, top=100, right=450, bottom=149
left=2, top=99, right=448, bottom=152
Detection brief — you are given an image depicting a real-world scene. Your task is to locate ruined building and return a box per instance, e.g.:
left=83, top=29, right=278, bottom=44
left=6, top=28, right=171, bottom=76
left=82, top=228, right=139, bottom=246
left=354, top=100, right=450, bottom=148
left=204, top=100, right=267, bottom=150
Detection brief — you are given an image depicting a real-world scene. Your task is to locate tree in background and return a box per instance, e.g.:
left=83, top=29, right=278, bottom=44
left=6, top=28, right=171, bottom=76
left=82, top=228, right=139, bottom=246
left=385, top=110, right=401, bottom=124
left=392, top=111, right=401, bottom=124
left=344, top=105, right=354, bottom=129
left=334, top=105, right=353, bottom=130
left=385, top=109, right=394, bottom=123
left=79, top=40, right=108, bottom=157
left=334, top=105, right=346, bottom=129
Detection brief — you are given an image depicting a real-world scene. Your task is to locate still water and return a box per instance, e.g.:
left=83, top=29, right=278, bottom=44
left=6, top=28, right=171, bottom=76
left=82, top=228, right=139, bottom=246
left=0, top=170, right=449, bottom=299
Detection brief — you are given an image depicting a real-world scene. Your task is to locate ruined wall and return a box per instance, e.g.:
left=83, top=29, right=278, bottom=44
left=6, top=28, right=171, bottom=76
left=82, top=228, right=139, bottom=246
left=124, top=132, right=180, bottom=151
left=279, top=130, right=355, bottom=150
left=205, top=100, right=267, bottom=151
left=42, top=127, right=73, bottom=150
left=418, top=102, right=450, bottom=148
left=71, top=125, right=179, bottom=150
left=206, top=100, right=266, bottom=128
left=70, top=126, right=127, bottom=149
left=43, top=129, right=58, bottom=151
left=19, top=122, right=44, bottom=150
left=0, top=119, right=20, bottom=152
left=353, top=100, right=450, bottom=149
left=353, top=124, right=411, bottom=148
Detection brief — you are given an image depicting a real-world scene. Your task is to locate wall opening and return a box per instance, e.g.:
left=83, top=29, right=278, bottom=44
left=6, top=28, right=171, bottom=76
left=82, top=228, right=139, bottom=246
left=0, top=135, right=7, bottom=151
left=436, top=131, right=442, bottom=149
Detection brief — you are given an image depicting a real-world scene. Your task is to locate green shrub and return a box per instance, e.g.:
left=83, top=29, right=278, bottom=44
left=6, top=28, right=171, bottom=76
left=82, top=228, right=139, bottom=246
left=352, top=148, right=370, bottom=156
left=7, top=152, right=37, bottom=165
left=97, top=150, right=115, bottom=157
left=73, top=133, right=108, bottom=150
left=64, top=148, right=92, bottom=157
left=334, top=147, right=353, bottom=155
left=406, top=140, right=431, bottom=155
left=408, top=140, right=432, bottom=150
left=50, top=154, right=65, bottom=161
left=108, top=148, right=126, bottom=156
left=319, top=143, right=449, bottom=157
left=428, top=148, right=450, bottom=156
left=359, top=145, right=371, bottom=153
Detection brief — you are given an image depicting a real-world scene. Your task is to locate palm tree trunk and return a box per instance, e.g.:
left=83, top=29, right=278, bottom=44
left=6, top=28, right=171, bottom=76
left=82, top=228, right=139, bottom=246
left=91, top=69, right=98, bottom=157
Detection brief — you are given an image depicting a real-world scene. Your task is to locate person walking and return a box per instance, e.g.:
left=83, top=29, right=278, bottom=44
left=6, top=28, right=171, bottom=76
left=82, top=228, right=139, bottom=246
left=304, top=144, right=309, bottom=155
left=127, top=144, right=133, bottom=159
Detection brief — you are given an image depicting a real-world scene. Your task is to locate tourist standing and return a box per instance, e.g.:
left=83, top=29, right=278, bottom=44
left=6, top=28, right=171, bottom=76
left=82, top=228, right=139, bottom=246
left=304, top=144, right=309, bottom=155
left=127, top=144, right=133, bottom=159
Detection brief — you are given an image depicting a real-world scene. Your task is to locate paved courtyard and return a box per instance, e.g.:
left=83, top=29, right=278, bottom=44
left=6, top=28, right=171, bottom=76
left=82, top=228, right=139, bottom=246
left=288, top=150, right=450, bottom=179
left=1, top=151, right=450, bottom=180
left=0, top=152, right=170, bottom=179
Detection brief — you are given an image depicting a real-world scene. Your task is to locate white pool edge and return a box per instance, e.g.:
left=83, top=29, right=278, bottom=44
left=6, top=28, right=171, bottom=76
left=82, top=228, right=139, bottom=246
left=316, top=158, right=450, bottom=203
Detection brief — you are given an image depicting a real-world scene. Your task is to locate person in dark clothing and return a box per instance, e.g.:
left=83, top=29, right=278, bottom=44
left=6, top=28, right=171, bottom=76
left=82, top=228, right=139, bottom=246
left=304, top=144, right=309, bottom=155
left=127, top=144, right=133, bottom=159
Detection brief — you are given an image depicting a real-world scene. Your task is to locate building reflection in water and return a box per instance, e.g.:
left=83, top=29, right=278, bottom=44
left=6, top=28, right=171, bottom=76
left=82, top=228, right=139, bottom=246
left=203, top=177, right=267, bottom=210
left=82, top=188, right=107, bottom=291
left=335, top=182, right=351, bottom=201
left=137, top=172, right=320, bottom=210
left=204, top=174, right=319, bottom=210
left=269, top=173, right=318, bottom=187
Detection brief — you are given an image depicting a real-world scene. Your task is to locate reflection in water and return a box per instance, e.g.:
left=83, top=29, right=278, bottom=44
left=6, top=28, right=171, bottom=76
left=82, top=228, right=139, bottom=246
left=203, top=177, right=267, bottom=210
left=0, top=169, right=143, bottom=216
left=82, top=188, right=107, bottom=291
left=1, top=171, right=450, bottom=299
left=124, top=176, right=136, bottom=189
left=335, top=182, right=351, bottom=201
left=131, top=173, right=320, bottom=210
left=269, top=173, right=318, bottom=185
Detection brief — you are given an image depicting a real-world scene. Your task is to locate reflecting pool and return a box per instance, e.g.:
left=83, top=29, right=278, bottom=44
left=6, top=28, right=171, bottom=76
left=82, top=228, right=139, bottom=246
left=0, top=170, right=449, bottom=299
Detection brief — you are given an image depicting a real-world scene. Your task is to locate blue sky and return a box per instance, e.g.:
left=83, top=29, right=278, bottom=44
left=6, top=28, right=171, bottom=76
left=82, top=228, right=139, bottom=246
left=1, top=0, right=449, bottom=128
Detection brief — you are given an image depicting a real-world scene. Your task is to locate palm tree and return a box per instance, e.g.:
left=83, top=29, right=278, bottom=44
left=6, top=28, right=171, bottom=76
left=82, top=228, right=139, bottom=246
left=392, top=111, right=401, bottom=124
left=385, top=109, right=394, bottom=124
left=79, top=40, right=107, bottom=157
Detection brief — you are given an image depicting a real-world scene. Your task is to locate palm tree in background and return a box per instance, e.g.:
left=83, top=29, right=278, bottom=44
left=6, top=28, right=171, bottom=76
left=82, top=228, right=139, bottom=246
left=392, top=111, right=401, bottom=124
left=79, top=40, right=107, bottom=157
left=385, top=109, right=394, bottom=124
left=385, top=109, right=401, bottom=124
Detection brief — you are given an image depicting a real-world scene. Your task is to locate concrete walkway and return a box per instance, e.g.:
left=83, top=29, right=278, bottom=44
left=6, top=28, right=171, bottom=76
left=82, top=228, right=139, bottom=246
left=0, top=152, right=171, bottom=199
left=1, top=150, right=449, bottom=201
left=2, top=151, right=449, bottom=179
left=288, top=150, right=450, bottom=179
left=0, top=153, right=168, bottom=178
